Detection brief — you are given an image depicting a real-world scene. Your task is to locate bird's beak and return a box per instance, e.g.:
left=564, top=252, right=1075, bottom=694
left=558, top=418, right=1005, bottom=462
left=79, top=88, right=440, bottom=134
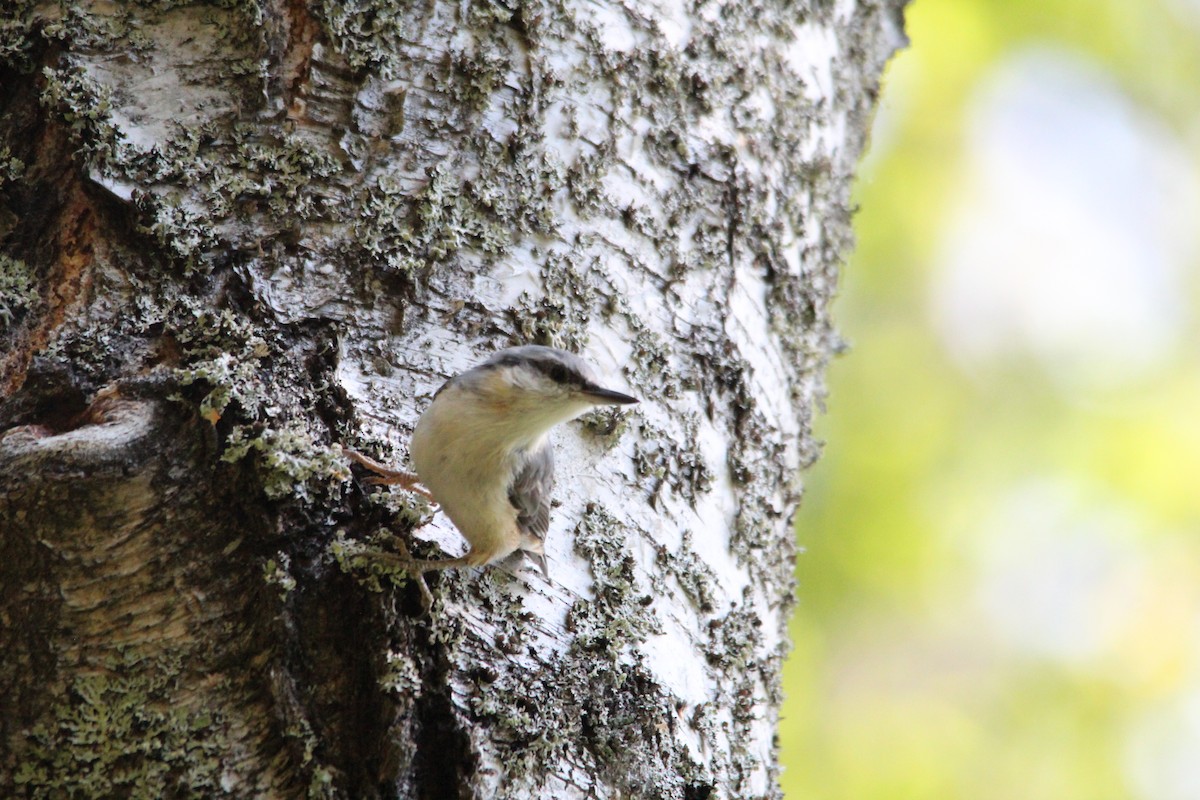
left=582, top=386, right=639, bottom=406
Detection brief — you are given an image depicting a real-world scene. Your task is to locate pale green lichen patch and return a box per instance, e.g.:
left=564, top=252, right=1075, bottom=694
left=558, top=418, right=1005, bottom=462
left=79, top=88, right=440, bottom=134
left=349, top=132, right=569, bottom=278
left=229, top=132, right=346, bottom=222
left=158, top=299, right=349, bottom=507
left=565, top=144, right=616, bottom=217
left=264, top=553, right=298, bottom=600
left=176, top=345, right=265, bottom=424
left=331, top=527, right=438, bottom=599
left=38, top=63, right=124, bottom=165
left=312, top=0, right=413, bottom=76
left=329, top=530, right=390, bottom=594
left=278, top=705, right=337, bottom=800
left=461, top=569, right=541, bottom=656
left=704, top=600, right=765, bottom=673
left=351, top=162, right=511, bottom=275
left=577, top=405, right=632, bottom=445
left=440, top=44, right=513, bottom=116
left=380, top=646, right=423, bottom=698
left=133, top=192, right=223, bottom=273
left=12, top=652, right=230, bottom=798
left=0, top=144, right=24, bottom=184
left=0, top=8, right=38, bottom=71
left=125, top=127, right=347, bottom=274
left=0, top=253, right=40, bottom=332
left=470, top=141, right=566, bottom=240
left=221, top=422, right=347, bottom=501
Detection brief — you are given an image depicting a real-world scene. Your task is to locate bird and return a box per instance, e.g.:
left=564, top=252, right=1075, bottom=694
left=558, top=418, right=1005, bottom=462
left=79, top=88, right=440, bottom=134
left=344, top=345, right=638, bottom=575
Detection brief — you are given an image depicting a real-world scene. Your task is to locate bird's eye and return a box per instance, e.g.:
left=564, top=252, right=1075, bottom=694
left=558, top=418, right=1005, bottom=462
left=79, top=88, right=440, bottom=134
left=549, top=364, right=571, bottom=384
left=534, top=360, right=569, bottom=385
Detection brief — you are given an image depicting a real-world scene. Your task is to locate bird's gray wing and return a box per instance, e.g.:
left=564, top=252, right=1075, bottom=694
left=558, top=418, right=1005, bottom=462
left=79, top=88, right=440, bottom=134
left=509, top=444, right=554, bottom=544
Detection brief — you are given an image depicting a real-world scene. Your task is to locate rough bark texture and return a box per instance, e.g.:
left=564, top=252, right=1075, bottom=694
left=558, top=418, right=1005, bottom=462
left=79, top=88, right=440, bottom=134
left=0, top=0, right=905, bottom=798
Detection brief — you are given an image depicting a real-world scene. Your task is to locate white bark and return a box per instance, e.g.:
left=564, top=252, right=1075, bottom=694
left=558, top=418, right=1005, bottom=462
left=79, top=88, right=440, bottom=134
left=0, top=0, right=905, bottom=797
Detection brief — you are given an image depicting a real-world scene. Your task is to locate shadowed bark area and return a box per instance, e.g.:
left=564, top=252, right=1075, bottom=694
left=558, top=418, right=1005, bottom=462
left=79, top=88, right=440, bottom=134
left=0, top=396, right=431, bottom=797
left=0, top=0, right=906, bottom=797
left=0, top=398, right=298, bottom=795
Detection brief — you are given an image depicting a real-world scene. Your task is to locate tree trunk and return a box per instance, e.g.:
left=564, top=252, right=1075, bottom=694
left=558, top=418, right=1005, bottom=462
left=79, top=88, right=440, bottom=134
left=0, top=1, right=905, bottom=798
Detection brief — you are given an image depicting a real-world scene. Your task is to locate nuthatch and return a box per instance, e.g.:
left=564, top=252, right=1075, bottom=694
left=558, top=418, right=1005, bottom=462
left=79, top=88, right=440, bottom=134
left=346, top=345, right=638, bottom=574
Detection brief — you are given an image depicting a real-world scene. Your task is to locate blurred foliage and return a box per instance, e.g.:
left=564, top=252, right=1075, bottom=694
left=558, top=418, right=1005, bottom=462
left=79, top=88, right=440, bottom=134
left=780, top=0, right=1200, bottom=798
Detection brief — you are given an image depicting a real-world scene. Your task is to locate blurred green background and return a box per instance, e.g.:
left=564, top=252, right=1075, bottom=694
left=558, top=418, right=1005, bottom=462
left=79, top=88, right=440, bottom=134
left=780, top=0, right=1200, bottom=798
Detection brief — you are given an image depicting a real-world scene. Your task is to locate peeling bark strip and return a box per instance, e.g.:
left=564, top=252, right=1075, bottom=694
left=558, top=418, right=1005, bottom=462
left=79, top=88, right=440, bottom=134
left=0, top=1, right=905, bottom=799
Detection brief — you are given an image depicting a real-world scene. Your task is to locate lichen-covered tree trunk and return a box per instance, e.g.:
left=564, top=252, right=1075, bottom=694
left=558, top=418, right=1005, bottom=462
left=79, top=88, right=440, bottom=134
left=0, top=0, right=904, bottom=797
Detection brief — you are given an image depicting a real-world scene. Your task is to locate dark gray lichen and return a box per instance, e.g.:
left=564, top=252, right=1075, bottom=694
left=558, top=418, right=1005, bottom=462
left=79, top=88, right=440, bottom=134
left=508, top=250, right=597, bottom=350
left=568, top=504, right=661, bottom=650
left=469, top=650, right=701, bottom=799
left=626, top=326, right=681, bottom=400
left=633, top=417, right=713, bottom=508
left=655, top=530, right=720, bottom=614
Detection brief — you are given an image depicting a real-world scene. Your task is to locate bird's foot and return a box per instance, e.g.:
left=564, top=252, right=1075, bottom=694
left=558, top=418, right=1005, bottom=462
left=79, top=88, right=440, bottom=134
left=342, top=446, right=436, bottom=501
left=370, top=537, right=438, bottom=610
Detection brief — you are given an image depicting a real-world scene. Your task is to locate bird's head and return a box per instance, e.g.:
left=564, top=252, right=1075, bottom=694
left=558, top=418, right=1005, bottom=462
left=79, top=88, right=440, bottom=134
left=451, top=345, right=638, bottom=443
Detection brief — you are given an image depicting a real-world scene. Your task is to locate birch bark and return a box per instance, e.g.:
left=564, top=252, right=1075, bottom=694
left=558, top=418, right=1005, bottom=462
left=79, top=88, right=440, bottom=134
left=0, top=0, right=905, bottom=797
